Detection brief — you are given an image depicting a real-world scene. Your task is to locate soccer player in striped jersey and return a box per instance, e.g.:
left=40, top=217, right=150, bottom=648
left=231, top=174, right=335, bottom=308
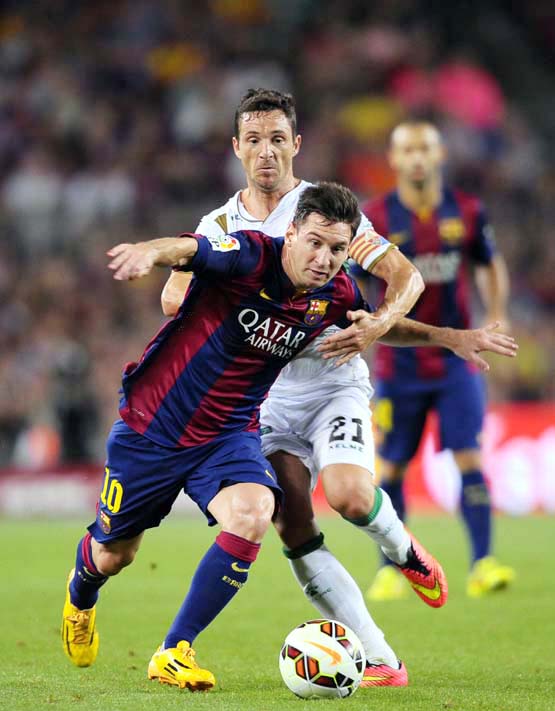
left=160, top=90, right=516, bottom=688
left=363, top=122, right=515, bottom=602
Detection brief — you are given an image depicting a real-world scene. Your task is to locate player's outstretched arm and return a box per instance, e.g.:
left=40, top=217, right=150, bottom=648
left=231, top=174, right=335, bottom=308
left=365, top=245, right=424, bottom=330
left=107, top=237, right=199, bottom=281
left=318, top=248, right=425, bottom=367
left=379, top=320, right=518, bottom=372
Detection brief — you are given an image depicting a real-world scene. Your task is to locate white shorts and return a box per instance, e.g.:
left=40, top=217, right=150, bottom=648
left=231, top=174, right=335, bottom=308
left=260, top=386, right=375, bottom=490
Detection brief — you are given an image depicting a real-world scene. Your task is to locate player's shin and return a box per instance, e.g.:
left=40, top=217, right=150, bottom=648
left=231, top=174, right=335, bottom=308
left=284, top=535, right=398, bottom=667
left=70, top=533, right=109, bottom=609
left=163, top=531, right=260, bottom=649
left=460, top=469, right=492, bottom=563
left=343, top=488, right=411, bottom=565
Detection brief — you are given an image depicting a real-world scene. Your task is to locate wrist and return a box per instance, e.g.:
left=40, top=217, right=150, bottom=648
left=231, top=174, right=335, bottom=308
left=435, top=326, right=456, bottom=349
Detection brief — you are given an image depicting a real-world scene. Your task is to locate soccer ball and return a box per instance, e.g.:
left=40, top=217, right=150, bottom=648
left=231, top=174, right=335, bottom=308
left=279, top=619, right=365, bottom=699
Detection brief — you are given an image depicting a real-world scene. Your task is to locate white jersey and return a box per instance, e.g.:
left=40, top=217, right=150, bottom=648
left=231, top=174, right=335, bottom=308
left=194, top=180, right=393, bottom=398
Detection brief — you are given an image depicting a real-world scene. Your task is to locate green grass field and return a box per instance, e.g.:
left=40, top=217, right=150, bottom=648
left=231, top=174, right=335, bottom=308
left=1, top=514, right=553, bottom=711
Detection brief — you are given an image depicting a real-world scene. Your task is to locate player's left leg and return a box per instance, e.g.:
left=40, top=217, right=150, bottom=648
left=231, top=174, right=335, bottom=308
left=453, top=449, right=515, bottom=597
left=439, top=368, right=515, bottom=596
left=308, top=389, right=447, bottom=608
left=321, top=464, right=448, bottom=608
left=148, top=482, right=273, bottom=691
left=148, top=433, right=280, bottom=691
left=268, top=450, right=405, bottom=683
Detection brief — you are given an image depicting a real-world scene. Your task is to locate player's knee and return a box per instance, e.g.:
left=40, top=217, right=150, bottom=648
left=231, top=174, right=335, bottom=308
left=331, top=493, right=374, bottom=521
left=227, top=487, right=276, bottom=542
left=95, top=547, right=137, bottom=576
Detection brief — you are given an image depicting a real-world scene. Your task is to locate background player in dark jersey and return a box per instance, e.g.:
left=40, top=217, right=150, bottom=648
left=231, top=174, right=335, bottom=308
left=362, top=122, right=515, bottom=601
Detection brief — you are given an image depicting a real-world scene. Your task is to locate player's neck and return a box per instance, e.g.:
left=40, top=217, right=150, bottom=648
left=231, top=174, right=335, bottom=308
left=397, top=178, right=442, bottom=217
left=241, top=176, right=300, bottom=221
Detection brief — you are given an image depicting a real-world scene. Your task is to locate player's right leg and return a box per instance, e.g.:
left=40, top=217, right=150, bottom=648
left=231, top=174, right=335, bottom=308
left=268, top=450, right=407, bottom=686
left=62, top=419, right=184, bottom=667
left=62, top=533, right=142, bottom=667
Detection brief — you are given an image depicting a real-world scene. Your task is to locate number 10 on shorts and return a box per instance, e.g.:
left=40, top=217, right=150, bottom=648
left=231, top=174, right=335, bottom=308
left=100, top=467, right=124, bottom=513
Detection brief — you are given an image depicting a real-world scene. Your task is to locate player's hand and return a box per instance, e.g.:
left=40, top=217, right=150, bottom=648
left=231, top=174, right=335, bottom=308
left=107, top=242, right=159, bottom=280
left=484, top=314, right=511, bottom=334
left=443, top=321, right=518, bottom=372
left=318, top=310, right=392, bottom=367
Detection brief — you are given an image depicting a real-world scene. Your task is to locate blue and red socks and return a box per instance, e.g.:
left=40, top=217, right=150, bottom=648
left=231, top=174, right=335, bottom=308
left=164, top=531, right=260, bottom=649
left=460, top=469, right=491, bottom=563
left=69, top=533, right=108, bottom=610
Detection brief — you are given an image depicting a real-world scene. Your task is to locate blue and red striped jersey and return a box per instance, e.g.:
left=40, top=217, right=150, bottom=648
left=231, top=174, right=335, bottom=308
left=120, top=230, right=367, bottom=448
left=362, top=188, right=496, bottom=380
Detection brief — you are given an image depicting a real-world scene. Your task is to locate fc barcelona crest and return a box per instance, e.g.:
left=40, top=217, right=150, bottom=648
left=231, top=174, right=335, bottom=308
left=304, top=299, right=330, bottom=325
left=99, top=510, right=111, bottom=534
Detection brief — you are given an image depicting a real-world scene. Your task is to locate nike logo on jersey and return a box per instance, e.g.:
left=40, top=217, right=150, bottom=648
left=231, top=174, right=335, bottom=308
left=265, top=469, right=275, bottom=482
left=231, top=561, right=250, bottom=573
left=259, top=288, right=273, bottom=301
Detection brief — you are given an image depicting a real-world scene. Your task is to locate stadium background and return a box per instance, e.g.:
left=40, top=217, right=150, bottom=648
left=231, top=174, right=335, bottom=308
left=0, top=0, right=553, bottom=516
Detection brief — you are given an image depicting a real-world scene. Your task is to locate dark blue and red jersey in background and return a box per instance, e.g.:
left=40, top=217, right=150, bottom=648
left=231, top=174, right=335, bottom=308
left=362, top=188, right=496, bottom=382
left=120, top=230, right=366, bottom=449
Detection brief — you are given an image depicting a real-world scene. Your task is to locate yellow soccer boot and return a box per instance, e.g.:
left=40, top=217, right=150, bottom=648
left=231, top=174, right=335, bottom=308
left=61, top=569, right=99, bottom=667
left=148, top=640, right=215, bottom=691
left=467, top=556, right=515, bottom=597
left=367, top=565, right=409, bottom=602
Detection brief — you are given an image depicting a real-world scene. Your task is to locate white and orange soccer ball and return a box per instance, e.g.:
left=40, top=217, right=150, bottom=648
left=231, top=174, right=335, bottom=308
left=278, top=619, right=365, bottom=699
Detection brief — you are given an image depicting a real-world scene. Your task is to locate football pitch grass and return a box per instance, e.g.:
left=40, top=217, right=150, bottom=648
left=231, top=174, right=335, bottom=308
left=1, top=514, right=553, bottom=710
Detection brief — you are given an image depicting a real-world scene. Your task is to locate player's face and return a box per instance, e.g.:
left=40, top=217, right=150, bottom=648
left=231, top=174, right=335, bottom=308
left=233, top=110, right=301, bottom=192
left=389, top=125, right=445, bottom=187
left=284, top=213, right=351, bottom=290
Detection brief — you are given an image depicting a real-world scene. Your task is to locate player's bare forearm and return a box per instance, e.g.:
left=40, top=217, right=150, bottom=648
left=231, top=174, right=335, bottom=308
left=161, top=271, right=192, bottom=316
left=380, top=320, right=518, bottom=372
left=475, top=255, right=510, bottom=326
left=369, top=248, right=424, bottom=329
left=107, top=237, right=198, bottom=281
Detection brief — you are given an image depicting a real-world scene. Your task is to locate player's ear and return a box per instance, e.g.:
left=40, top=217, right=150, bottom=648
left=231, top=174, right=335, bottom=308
left=292, top=134, right=302, bottom=157
left=232, top=136, right=241, bottom=158
left=285, top=221, right=297, bottom=244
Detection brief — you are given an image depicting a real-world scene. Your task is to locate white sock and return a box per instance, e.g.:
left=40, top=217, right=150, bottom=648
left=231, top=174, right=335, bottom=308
left=288, top=543, right=398, bottom=667
left=350, top=488, right=411, bottom=565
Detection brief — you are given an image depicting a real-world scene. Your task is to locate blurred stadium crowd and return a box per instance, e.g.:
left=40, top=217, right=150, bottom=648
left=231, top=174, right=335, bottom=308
left=0, top=0, right=554, bottom=465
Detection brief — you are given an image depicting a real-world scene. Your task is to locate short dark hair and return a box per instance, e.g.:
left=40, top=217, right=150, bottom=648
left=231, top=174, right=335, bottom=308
left=234, top=88, right=297, bottom=137
left=293, top=182, right=361, bottom=239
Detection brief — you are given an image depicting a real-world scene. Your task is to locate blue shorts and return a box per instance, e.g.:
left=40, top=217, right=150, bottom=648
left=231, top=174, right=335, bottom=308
left=374, top=363, right=486, bottom=463
left=88, top=420, right=282, bottom=543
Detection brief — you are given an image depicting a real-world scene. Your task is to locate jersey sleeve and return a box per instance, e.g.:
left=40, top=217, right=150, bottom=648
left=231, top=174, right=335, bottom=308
left=334, top=274, right=373, bottom=328
left=349, top=213, right=396, bottom=272
left=469, top=203, right=497, bottom=265
left=188, top=230, right=266, bottom=278
left=195, top=214, right=226, bottom=237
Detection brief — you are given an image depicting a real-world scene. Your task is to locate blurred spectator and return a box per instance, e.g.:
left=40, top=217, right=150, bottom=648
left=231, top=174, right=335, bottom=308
left=0, top=0, right=553, bottom=466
